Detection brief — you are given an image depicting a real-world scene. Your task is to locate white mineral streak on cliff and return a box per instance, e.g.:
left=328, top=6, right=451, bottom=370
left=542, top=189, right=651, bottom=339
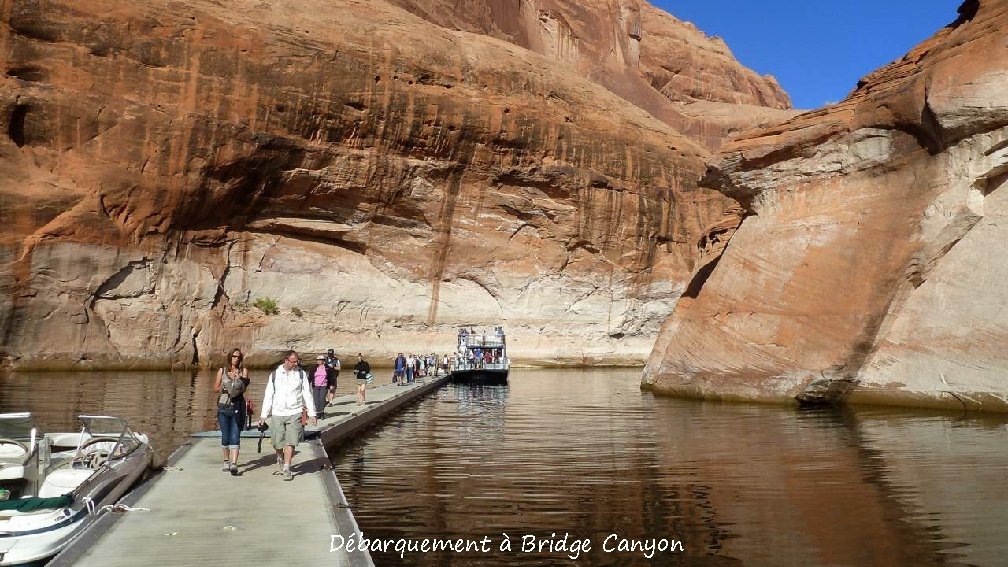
left=854, top=124, right=1008, bottom=409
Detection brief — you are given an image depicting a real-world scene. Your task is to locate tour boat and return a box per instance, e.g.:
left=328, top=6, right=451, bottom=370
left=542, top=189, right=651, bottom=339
left=450, top=326, right=510, bottom=385
left=0, top=413, right=152, bottom=565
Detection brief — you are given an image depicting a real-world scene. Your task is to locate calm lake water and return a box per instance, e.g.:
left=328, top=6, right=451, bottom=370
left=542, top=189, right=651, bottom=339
left=2, top=367, right=1007, bottom=566
left=330, top=368, right=1008, bottom=567
left=0, top=366, right=360, bottom=465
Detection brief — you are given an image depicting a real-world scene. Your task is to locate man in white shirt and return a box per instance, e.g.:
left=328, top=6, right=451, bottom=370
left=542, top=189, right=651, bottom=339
left=258, top=350, right=317, bottom=481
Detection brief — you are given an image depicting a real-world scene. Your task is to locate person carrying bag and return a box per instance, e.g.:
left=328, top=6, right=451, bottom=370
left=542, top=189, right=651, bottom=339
left=215, top=348, right=250, bottom=476
left=258, top=350, right=317, bottom=481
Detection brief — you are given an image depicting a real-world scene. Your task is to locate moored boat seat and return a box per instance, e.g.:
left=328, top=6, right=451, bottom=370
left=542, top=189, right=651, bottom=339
left=0, top=444, right=27, bottom=459
left=45, top=432, right=90, bottom=452
left=38, top=468, right=93, bottom=498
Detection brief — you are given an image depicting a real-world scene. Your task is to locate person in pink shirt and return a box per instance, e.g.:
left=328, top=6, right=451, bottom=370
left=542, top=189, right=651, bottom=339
left=311, top=355, right=329, bottom=418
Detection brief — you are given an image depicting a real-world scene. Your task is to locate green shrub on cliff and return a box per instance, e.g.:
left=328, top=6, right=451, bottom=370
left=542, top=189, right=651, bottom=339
left=253, top=297, right=279, bottom=315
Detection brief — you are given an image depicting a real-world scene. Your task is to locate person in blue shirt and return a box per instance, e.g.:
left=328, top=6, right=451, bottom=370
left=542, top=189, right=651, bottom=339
left=393, top=352, right=406, bottom=385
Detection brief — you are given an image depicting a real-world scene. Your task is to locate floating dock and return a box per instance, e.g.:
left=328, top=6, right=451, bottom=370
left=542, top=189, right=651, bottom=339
left=50, top=375, right=451, bottom=566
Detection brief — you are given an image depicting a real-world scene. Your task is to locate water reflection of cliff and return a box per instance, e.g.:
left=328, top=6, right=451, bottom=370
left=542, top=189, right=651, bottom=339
left=0, top=370, right=213, bottom=465
left=337, top=371, right=741, bottom=565
left=334, top=369, right=1008, bottom=567
left=3, top=368, right=1002, bottom=565
left=0, top=368, right=362, bottom=466
left=650, top=402, right=1008, bottom=566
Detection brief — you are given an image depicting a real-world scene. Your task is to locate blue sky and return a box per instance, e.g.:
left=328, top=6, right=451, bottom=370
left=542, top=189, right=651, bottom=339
left=652, top=1, right=961, bottom=109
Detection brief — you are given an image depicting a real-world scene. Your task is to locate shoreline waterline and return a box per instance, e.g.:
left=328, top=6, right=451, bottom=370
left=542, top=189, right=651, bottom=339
left=6, top=363, right=1008, bottom=415
left=0, top=359, right=650, bottom=373
left=641, top=379, right=1008, bottom=415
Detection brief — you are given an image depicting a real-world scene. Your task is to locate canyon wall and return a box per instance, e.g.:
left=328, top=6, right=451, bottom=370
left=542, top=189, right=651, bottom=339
left=387, top=0, right=793, bottom=148
left=644, top=0, right=1008, bottom=411
left=0, top=0, right=789, bottom=369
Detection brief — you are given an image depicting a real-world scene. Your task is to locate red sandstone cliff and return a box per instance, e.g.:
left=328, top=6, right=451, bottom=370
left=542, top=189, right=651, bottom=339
left=388, top=0, right=793, bottom=149
left=644, top=0, right=1008, bottom=411
left=0, top=0, right=789, bottom=369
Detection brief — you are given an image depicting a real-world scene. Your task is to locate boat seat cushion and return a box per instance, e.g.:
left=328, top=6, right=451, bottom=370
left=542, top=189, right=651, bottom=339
left=46, top=432, right=88, bottom=451
left=0, top=464, right=27, bottom=480
left=0, top=444, right=27, bottom=459
left=38, top=468, right=93, bottom=498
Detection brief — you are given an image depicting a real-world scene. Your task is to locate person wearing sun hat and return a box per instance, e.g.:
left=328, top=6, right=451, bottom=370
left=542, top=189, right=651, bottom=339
left=311, top=354, right=329, bottom=419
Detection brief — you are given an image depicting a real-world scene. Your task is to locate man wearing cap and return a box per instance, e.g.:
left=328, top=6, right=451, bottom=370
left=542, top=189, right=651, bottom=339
left=258, top=350, right=317, bottom=481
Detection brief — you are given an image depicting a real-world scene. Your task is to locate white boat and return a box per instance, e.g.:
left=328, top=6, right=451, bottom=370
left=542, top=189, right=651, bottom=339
left=0, top=413, right=152, bottom=565
left=450, top=326, right=510, bottom=385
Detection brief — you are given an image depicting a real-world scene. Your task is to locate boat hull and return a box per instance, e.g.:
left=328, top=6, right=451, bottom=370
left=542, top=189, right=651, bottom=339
left=449, top=368, right=509, bottom=385
left=0, top=508, right=88, bottom=566
left=0, top=443, right=152, bottom=565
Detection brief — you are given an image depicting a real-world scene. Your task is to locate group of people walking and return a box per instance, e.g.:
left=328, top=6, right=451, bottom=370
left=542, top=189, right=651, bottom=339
left=392, top=352, right=455, bottom=383
left=214, top=347, right=372, bottom=481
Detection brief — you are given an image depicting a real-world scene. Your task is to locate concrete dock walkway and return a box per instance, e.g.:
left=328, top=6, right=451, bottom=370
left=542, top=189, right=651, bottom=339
left=51, top=375, right=450, bottom=566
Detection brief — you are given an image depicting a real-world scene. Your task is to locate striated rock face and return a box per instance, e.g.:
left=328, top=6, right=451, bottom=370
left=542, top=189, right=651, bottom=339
left=0, top=0, right=788, bottom=369
left=388, top=0, right=793, bottom=149
left=644, top=0, right=1008, bottom=411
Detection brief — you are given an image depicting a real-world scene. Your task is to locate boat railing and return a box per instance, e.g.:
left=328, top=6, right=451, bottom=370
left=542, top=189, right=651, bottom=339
left=460, top=337, right=506, bottom=348
left=453, top=357, right=509, bottom=372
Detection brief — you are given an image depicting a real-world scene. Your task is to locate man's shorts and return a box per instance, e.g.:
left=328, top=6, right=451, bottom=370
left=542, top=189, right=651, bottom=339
left=270, top=414, right=303, bottom=448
